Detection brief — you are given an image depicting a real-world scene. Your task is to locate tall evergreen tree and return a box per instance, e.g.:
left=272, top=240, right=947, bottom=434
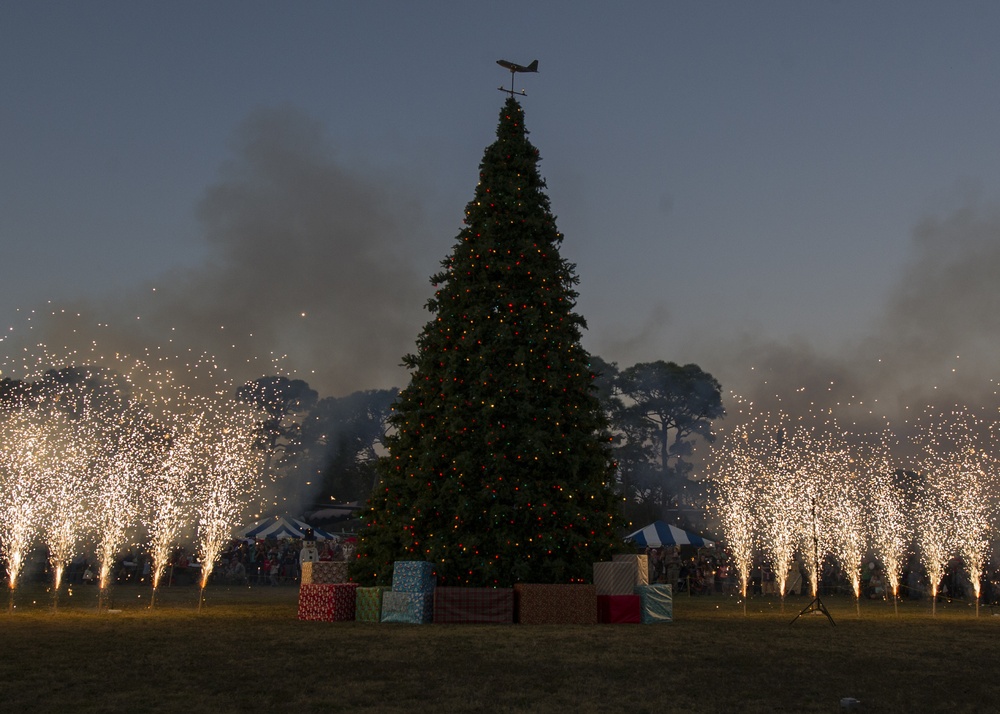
left=352, top=98, right=620, bottom=587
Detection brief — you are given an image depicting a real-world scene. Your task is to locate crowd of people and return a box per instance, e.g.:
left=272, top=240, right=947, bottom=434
left=53, top=535, right=354, bottom=588
left=215, top=537, right=353, bottom=586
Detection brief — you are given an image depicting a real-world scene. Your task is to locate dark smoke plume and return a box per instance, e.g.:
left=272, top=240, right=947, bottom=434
left=37, top=107, right=437, bottom=397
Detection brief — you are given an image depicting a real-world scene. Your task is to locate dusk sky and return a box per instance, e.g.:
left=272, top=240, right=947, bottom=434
left=4, top=2, right=1000, bottom=424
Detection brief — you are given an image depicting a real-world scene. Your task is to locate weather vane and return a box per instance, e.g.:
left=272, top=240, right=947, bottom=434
left=497, top=59, right=538, bottom=97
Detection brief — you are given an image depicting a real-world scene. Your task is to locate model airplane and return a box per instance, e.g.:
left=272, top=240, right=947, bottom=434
left=497, top=59, right=538, bottom=96
left=497, top=59, right=538, bottom=73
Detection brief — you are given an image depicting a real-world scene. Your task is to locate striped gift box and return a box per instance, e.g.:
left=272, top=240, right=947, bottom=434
left=356, top=585, right=391, bottom=623
left=391, top=561, right=436, bottom=593
left=381, top=590, right=434, bottom=624
left=635, top=584, right=673, bottom=623
left=612, top=554, right=649, bottom=587
left=297, top=583, right=358, bottom=622
left=513, top=583, right=598, bottom=625
left=597, top=594, right=642, bottom=624
left=301, top=561, right=349, bottom=585
left=593, top=561, right=636, bottom=596
left=433, top=587, right=514, bottom=624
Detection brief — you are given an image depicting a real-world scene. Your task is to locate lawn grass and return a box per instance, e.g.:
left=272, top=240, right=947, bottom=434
left=1, top=584, right=998, bottom=713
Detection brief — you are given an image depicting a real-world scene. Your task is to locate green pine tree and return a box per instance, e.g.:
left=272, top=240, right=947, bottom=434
left=351, top=97, right=620, bottom=587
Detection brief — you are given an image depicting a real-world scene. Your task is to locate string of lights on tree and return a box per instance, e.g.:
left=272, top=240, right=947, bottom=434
left=352, top=98, right=620, bottom=587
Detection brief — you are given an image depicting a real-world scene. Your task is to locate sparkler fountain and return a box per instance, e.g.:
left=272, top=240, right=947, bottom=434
left=707, top=390, right=1000, bottom=624
left=188, top=396, right=264, bottom=611
left=145, top=422, right=194, bottom=609
left=829, top=479, right=866, bottom=617
left=92, top=402, right=162, bottom=609
left=0, top=407, right=47, bottom=612
left=868, top=463, right=911, bottom=615
left=915, top=411, right=995, bottom=616
left=715, top=472, right=757, bottom=614
left=711, top=413, right=768, bottom=614
left=760, top=467, right=799, bottom=612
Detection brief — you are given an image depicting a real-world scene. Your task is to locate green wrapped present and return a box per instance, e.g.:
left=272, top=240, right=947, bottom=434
left=356, top=585, right=391, bottom=623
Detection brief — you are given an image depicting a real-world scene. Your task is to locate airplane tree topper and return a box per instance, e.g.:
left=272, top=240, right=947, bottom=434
left=497, top=59, right=538, bottom=96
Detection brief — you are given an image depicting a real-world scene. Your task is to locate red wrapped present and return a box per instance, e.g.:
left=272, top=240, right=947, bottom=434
left=433, top=587, right=514, bottom=624
left=297, top=583, right=358, bottom=622
left=513, top=584, right=598, bottom=625
left=597, top=594, right=641, bottom=624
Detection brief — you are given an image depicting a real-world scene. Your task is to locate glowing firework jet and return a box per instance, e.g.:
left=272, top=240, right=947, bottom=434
left=915, top=410, right=994, bottom=615
left=0, top=405, right=47, bottom=606
left=714, top=470, right=756, bottom=608
left=752, top=415, right=799, bottom=603
left=867, top=452, right=911, bottom=611
left=760, top=466, right=799, bottom=602
left=914, top=479, right=953, bottom=616
left=709, top=405, right=767, bottom=609
left=145, top=410, right=195, bottom=603
left=189, top=396, right=265, bottom=607
left=781, top=422, right=847, bottom=600
left=829, top=477, right=866, bottom=613
left=92, top=400, right=164, bottom=602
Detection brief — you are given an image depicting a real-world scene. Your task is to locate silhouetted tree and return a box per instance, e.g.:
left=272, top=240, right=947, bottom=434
left=614, top=361, right=724, bottom=509
left=296, top=388, right=397, bottom=503
left=235, top=376, right=318, bottom=480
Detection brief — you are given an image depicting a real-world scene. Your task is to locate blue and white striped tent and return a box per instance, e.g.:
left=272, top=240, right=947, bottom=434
left=624, top=520, right=715, bottom=549
left=239, top=516, right=336, bottom=541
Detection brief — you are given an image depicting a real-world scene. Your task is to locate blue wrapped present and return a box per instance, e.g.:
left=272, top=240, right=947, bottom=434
left=391, top=560, right=436, bottom=593
left=380, top=591, right=434, bottom=624
left=635, top=584, right=673, bottom=623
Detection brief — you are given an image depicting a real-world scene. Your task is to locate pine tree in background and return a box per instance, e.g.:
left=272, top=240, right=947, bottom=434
left=351, top=97, right=620, bottom=587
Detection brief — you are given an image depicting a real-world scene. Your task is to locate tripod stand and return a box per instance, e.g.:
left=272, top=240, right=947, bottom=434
left=790, top=497, right=835, bottom=626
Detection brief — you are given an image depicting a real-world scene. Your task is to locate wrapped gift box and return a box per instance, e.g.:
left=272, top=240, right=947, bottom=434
left=381, top=591, right=434, bottom=624
left=391, top=560, right=436, bottom=593
left=356, top=585, right=391, bottom=623
left=597, top=594, right=642, bottom=624
left=513, top=584, right=598, bottom=625
left=297, top=583, right=358, bottom=622
left=612, top=553, right=649, bottom=587
left=433, top=587, right=514, bottom=624
left=635, top=583, right=673, bottom=623
left=301, top=561, right=349, bottom=585
left=593, top=561, right=636, bottom=596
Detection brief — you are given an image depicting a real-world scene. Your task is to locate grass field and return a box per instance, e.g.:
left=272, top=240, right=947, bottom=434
left=1, top=583, right=998, bottom=713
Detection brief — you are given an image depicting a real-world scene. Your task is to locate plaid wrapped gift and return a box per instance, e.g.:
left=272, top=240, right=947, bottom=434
left=597, top=594, right=642, bottom=624
left=297, top=583, right=358, bottom=622
left=514, top=584, right=598, bottom=625
left=635, top=583, right=673, bottom=623
left=391, top=560, right=436, bottom=593
left=612, top=553, right=649, bottom=587
left=356, top=585, right=391, bottom=623
left=593, top=561, right=636, bottom=596
left=301, top=561, right=349, bottom=585
left=380, top=591, right=434, bottom=624
left=433, top=587, right=514, bottom=624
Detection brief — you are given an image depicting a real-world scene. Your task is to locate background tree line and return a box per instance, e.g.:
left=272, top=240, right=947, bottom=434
left=238, top=358, right=724, bottom=528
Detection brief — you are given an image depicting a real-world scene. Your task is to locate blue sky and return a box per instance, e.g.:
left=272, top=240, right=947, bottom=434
left=4, top=2, right=1000, bottom=418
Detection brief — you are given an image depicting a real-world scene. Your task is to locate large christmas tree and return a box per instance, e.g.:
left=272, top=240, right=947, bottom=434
left=352, top=97, right=620, bottom=587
